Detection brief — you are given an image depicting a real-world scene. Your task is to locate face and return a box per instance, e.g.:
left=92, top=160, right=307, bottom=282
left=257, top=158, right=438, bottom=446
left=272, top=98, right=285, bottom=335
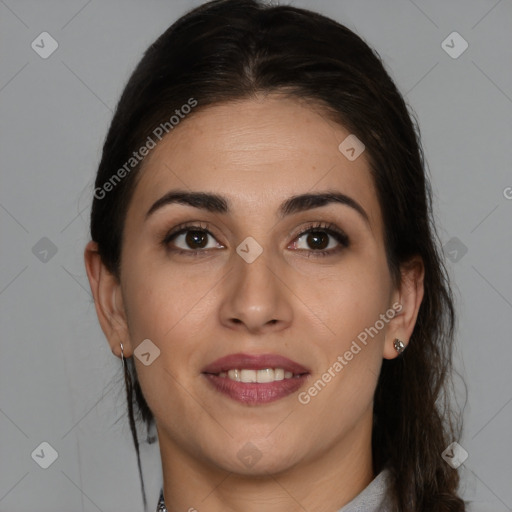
left=94, top=94, right=410, bottom=476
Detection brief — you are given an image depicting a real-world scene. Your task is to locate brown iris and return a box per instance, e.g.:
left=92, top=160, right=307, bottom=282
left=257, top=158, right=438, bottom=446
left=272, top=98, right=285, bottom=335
left=306, top=231, right=329, bottom=250
left=186, top=230, right=209, bottom=249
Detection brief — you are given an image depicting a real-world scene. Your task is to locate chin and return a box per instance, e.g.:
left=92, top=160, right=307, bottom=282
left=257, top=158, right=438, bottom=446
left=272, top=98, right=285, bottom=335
left=205, top=438, right=304, bottom=476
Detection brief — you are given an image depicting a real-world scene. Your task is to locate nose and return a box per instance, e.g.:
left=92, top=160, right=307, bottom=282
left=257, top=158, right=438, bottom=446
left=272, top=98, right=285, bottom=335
left=218, top=248, right=293, bottom=335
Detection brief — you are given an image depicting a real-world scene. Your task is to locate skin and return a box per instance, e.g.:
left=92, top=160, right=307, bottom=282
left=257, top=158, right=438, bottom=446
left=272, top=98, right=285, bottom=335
left=85, top=93, right=424, bottom=512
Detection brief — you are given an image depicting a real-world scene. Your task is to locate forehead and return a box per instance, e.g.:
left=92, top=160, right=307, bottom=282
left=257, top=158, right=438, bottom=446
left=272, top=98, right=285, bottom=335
left=127, top=94, right=381, bottom=227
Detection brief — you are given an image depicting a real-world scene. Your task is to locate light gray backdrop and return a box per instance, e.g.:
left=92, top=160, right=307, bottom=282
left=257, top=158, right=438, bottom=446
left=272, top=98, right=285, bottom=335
left=1, top=1, right=511, bottom=511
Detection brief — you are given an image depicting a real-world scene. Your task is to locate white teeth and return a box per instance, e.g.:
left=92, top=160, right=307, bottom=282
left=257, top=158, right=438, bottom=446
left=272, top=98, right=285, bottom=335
left=240, top=369, right=257, bottom=383
left=256, top=369, right=274, bottom=383
left=220, top=368, right=296, bottom=382
left=228, top=369, right=240, bottom=381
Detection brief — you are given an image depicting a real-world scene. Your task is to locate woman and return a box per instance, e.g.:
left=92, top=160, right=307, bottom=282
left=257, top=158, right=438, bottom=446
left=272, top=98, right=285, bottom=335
left=84, top=0, right=466, bottom=510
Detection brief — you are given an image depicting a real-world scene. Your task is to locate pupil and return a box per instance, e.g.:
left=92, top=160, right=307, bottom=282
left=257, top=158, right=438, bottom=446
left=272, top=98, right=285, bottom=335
left=186, top=230, right=207, bottom=248
left=308, top=231, right=328, bottom=250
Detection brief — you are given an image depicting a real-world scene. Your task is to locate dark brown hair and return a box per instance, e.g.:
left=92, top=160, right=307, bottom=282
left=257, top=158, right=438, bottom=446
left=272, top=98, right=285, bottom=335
left=89, top=1, right=465, bottom=510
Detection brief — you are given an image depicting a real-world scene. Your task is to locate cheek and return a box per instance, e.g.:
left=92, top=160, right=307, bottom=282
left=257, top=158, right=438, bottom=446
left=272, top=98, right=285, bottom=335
left=122, top=261, right=216, bottom=428
left=295, top=283, right=387, bottom=444
left=293, top=251, right=391, bottom=403
left=293, top=248, right=392, bottom=339
left=120, top=252, right=222, bottom=408
left=122, top=247, right=222, bottom=341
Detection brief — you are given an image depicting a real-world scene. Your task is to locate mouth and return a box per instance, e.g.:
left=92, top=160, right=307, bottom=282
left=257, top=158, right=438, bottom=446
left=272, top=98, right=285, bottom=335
left=202, top=353, right=310, bottom=405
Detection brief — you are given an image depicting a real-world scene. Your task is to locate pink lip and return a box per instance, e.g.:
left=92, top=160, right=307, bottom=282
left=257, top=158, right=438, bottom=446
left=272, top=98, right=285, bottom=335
left=202, top=353, right=310, bottom=405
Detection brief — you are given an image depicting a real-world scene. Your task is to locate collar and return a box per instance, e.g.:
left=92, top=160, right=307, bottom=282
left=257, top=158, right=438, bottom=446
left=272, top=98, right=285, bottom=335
left=338, top=468, right=393, bottom=512
left=156, top=468, right=392, bottom=512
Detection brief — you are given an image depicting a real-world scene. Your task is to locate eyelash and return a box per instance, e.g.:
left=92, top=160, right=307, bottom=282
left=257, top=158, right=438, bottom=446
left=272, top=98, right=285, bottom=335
left=161, top=221, right=350, bottom=257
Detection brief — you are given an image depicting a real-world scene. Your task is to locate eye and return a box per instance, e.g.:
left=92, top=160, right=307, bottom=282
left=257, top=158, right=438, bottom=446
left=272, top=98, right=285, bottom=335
left=162, top=222, right=223, bottom=255
left=162, top=221, right=349, bottom=257
left=290, top=222, right=349, bottom=257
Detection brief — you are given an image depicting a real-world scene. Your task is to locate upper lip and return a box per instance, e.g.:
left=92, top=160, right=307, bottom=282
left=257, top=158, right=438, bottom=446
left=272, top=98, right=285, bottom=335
left=202, top=353, right=310, bottom=375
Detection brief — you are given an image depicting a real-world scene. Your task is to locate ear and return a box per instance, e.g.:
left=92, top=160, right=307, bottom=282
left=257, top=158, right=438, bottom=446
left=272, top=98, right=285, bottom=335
left=383, top=255, right=425, bottom=360
left=84, top=241, right=132, bottom=358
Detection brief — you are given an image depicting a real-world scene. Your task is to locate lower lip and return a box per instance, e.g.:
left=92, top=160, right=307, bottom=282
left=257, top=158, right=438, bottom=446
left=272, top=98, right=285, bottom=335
left=203, top=374, right=308, bottom=404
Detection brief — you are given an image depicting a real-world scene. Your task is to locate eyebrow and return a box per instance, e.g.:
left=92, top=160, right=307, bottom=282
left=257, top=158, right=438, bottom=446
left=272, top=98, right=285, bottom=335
left=146, top=189, right=370, bottom=225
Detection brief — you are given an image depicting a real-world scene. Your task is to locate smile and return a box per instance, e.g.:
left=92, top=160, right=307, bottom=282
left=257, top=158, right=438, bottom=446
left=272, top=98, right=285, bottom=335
left=216, top=368, right=297, bottom=382
left=202, top=353, right=310, bottom=404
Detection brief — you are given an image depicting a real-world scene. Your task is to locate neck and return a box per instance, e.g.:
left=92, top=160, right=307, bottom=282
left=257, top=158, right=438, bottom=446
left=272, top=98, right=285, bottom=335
left=157, top=411, right=374, bottom=512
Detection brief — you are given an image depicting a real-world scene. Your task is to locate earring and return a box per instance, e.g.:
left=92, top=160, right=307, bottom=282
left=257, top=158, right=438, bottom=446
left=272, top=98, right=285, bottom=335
left=393, top=338, right=406, bottom=354
left=120, top=342, right=125, bottom=368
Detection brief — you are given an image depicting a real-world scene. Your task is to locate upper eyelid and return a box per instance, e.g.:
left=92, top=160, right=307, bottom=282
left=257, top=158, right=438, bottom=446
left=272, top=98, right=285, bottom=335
left=163, top=223, right=223, bottom=249
left=164, top=222, right=348, bottom=248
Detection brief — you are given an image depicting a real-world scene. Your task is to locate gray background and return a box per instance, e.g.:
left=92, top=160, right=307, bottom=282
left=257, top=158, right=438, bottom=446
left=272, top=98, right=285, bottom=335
left=1, top=0, right=511, bottom=511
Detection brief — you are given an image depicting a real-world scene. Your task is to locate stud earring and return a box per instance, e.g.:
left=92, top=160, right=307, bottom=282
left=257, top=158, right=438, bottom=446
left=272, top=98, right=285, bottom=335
left=393, top=338, right=406, bottom=354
